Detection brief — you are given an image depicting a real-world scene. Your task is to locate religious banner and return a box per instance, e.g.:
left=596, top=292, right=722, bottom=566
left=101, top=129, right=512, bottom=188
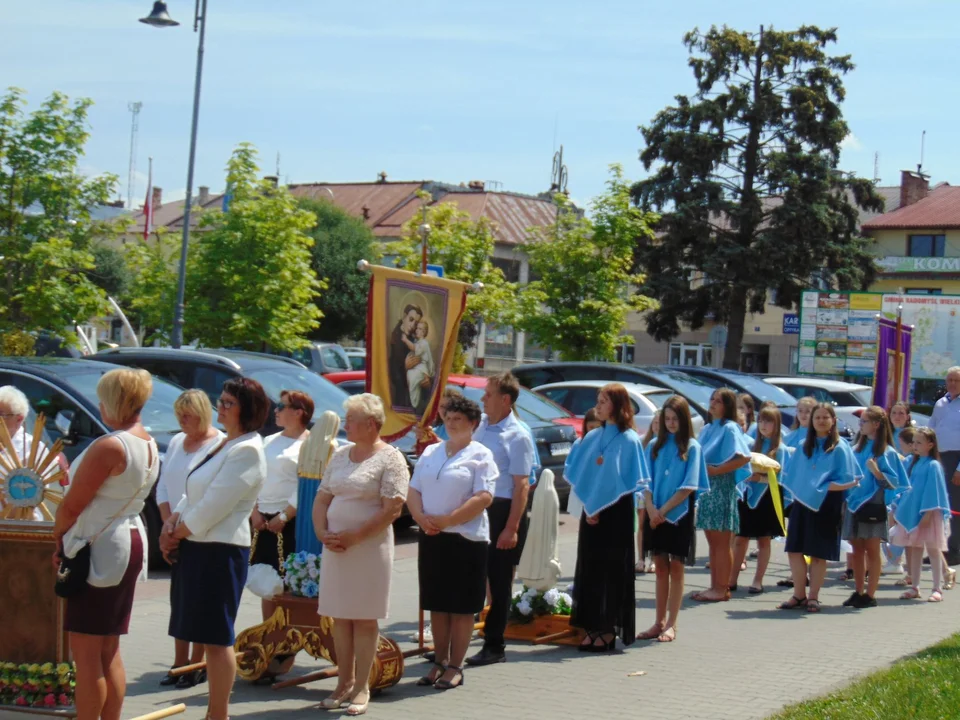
left=365, top=266, right=469, bottom=441
left=872, top=316, right=913, bottom=409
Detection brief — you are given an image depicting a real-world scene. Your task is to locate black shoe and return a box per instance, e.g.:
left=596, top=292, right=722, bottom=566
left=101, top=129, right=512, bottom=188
left=465, top=646, right=506, bottom=666
left=422, top=651, right=436, bottom=663
left=175, top=670, right=201, bottom=689
left=842, top=591, right=862, bottom=607
left=857, top=594, right=878, bottom=608
left=159, top=668, right=181, bottom=687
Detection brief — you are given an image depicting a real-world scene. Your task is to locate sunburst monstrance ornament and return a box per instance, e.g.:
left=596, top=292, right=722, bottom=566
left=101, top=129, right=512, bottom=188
left=0, top=414, right=66, bottom=521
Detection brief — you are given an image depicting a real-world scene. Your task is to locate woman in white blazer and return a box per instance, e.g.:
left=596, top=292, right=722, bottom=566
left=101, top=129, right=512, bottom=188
left=161, top=378, right=268, bottom=720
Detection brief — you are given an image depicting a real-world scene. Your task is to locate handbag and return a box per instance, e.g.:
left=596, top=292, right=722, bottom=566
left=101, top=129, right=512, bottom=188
left=854, top=495, right=888, bottom=524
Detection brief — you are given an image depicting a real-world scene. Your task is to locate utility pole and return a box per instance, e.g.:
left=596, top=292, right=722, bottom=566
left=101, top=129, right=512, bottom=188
left=126, top=102, right=143, bottom=209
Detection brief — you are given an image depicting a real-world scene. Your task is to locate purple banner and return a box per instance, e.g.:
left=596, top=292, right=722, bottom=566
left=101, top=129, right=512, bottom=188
left=872, top=316, right=913, bottom=409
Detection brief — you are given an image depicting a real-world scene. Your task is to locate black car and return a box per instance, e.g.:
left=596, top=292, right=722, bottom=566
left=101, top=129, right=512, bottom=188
left=662, top=367, right=797, bottom=428
left=92, top=347, right=350, bottom=434
left=510, top=361, right=717, bottom=421
left=0, top=357, right=186, bottom=565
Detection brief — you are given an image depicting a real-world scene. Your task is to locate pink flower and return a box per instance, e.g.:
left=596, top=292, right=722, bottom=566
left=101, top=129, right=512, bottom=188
left=44, top=693, right=57, bottom=707
left=58, top=693, right=70, bottom=706
left=15, top=696, right=27, bottom=705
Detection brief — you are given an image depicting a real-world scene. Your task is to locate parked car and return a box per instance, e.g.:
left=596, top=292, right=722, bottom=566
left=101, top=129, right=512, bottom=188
left=663, top=366, right=798, bottom=428
left=535, top=380, right=705, bottom=436
left=510, top=362, right=717, bottom=421
left=326, top=370, right=580, bottom=507
left=764, top=377, right=877, bottom=433
left=91, top=347, right=350, bottom=434
left=266, top=342, right=353, bottom=375
left=0, top=357, right=187, bottom=566
left=342, top=347, right=367, bottom=371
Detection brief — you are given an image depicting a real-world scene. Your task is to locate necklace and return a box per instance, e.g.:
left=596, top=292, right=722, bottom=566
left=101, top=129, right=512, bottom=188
left=596, top=428, right=620, bottom=466
left=445, top=441, right=468, bottom=458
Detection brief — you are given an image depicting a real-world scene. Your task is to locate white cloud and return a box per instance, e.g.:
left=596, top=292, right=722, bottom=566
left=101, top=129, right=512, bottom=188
left=841, top=133, right=864, bottom=152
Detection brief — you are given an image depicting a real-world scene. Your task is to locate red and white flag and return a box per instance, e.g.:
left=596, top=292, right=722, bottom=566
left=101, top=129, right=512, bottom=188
left=143, top=157, right=154, bottom=241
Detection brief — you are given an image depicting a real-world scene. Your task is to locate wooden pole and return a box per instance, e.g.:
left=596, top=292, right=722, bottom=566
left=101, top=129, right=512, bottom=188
left=270, top=667, right=339, bottom=690
left=893, top=303, right=903, bottom=403
left=167, top=653, right=243, bottom=676
left=127, top=704, right=187, bottom=720
left=532, top=628, right=579, bottom=645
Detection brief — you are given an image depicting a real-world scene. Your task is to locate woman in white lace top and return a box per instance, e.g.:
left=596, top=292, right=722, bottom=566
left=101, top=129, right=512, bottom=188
left=313, top=393, right=409, bottom=716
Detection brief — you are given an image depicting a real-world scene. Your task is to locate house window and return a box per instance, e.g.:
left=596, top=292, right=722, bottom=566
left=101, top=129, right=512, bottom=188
left=614, top=343, right=635, bottom=364
left=905, top=288, right=943, bottom=295
left=907, top=234, right=945, bottom=257
left=485, top=323, right=516, bottom=358
left=491, top=257, right=521, bottom=283
left=669, top=343, right=712, bottom=367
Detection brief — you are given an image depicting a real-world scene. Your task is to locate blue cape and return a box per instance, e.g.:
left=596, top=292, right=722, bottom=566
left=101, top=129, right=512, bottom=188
left=564, top=424, right=651, bottom=517
left=780, top=436, right=861, bottom=512
left=698, top=419, right=752, bottom=483
left=848, top=440, right=910, bottom=512
left=738, top=438, right=789, bottom=509
left=746, top=422, right=758, bottom=440
left=645, top=435, right=709, bottom=524
left=783, top=426, right=808, bottom=450
left=894, top=456, right=951, bottom=533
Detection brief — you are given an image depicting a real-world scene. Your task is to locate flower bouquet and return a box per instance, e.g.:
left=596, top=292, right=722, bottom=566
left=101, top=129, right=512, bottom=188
left=283, top=551, right=321, bottom=598
left=0, top=662, right=75, bottom=708
left=508, top=586, right=572, bottom=624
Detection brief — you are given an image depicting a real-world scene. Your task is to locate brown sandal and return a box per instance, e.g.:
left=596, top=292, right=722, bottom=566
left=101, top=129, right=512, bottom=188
left=778, top=595, right=808, bottom=610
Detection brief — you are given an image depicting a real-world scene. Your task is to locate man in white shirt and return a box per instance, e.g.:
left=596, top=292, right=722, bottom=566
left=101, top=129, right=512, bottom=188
left=0, top=385, right=51, bottom=520
left=929, top=367, right=960, bottom=566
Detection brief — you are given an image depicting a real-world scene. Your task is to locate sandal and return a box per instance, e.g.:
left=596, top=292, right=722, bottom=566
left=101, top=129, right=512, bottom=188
left=778, top=596, right=808, bottom=610
left=637, top=624, right=664, bottom=641
left=776, top=579, right=794, bottom=588
left=928, top=590, right=944, bottom=603
left=434, top=666, right=464, bottom=690
left=900, top=587, right=921, bottom=600
left=579, top=631, right=600, bottom=652
left=320, top=686, right=355, bottom=710
left=635, top=563, right=647, bottom=574
left=805, top=599, right=822, bottom=613
left=748, top=585, right=764, bottom=595
left=946, top=569, right=957, bottom=590
left=894, top=577, right=911, bottom=587
left=657, top=627, right=676, bottom=643
left=592, top=633, right=617, bottom=652
left=417, top=663, right=445, bottom=686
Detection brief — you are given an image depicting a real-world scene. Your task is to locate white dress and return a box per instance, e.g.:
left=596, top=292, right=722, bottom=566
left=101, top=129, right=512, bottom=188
left=316, top=445, right=409, bottom=620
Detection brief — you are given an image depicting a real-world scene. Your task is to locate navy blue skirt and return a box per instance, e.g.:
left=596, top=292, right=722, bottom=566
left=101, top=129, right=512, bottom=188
left=169, top=539, right=249, bottom=646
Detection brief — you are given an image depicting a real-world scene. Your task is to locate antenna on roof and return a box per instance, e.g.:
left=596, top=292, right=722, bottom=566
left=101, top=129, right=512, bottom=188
left=918, top=130, right=926, bottom=174
left=873, top=152, right=880, bottom=185
left=276, top=152, right=281, bottom=178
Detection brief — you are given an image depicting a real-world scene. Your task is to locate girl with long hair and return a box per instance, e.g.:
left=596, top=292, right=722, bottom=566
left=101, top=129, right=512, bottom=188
left=637, top=411, right=661, bottom=573
left=891, top=428, right=952, bottom=602
left=778, top=403, right=861, bottom=613
left=565, top=409, right=602, bottom=521
left=784, top=397, right=817, bottom=449
left=889, top=401, right=912, bottom=449
left=738, top=394, right=757, bottom=438
left=692, top=389, right=752, bottom=602
left=729, top=407, right=788, bottom=594
left=565, top=384, right=650, bottom=651
left=842, top=406, right=909, bottom=609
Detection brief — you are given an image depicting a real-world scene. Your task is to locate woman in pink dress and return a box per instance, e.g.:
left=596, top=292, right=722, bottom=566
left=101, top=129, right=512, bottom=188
left=313, top=394, right=409, bottom=716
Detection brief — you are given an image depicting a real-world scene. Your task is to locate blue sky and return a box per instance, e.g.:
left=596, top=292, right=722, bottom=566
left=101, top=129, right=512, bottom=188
left=3, top=0, right=958, bottom=209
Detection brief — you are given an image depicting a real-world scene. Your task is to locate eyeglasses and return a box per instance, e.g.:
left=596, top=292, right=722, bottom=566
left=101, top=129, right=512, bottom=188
left=217, top=397, right=236, bottom=410
left=276, top=403, right=286, bottom=411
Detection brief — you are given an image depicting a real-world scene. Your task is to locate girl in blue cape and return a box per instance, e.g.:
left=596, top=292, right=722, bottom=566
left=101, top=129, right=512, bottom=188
left=564, top=384, right=651, bottom=652
left=889, top=402, right=913, bottom=455
left=891, top=427, right=952, bottom=603
left=692, top=388, right=752, bottom=603
left=783, top=397, right=816, bottom=450
left=739, top=394, right=758, bottom=440
left=636, top=411, right=662, bottom=574
left=636, top=396, right=708, bottom=643
left=778, top=403, right=860, bottom=613
left=730, top=406, right=789, bottom=594
left=842, top=406, right=909, bottom=609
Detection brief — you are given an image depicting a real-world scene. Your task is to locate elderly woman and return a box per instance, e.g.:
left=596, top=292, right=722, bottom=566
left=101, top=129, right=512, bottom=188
left=161, top=378, right=268, bottom=720
left=408, top=395, right=495, bottom=690
left=53, top=369, right=159, bottom=720
left=0, top=385, right=52, bottom=520
left=156, top=390, right=223, bottom=689
left=313, top=394, right=409, bottom=715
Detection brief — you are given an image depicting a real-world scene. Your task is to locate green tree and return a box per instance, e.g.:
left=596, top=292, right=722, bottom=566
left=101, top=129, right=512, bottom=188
left=185, top=144, right=323, bottom=350
left=387, top=192, right=517, bottom=351
left=0, top=88, right=115, bottom=352
left=517, top=166, right=657, bottom=361
left=87, top=244, right=131, bottom=299
left=298, top=197, right=379, bottom=342
left=632, top=26, right=883, bottom=369
left=124, top=231, right=179, bottom=344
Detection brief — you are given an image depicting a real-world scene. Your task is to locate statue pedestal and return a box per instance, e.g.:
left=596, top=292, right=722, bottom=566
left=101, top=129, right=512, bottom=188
left=234, top=594, right=404, bottom=689
left=478, top=607, right=582, bottom=646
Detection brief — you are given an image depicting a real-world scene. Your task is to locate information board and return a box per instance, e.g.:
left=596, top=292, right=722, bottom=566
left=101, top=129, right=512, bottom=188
left=798, top=291, right=883, bottom=377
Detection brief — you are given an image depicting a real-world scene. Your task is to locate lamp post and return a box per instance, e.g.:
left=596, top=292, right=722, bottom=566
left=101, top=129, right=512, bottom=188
left=140, top=0, right=208, bottom=348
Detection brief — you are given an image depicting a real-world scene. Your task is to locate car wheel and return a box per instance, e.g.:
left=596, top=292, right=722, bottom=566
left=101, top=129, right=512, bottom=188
left=141, top=500, right=165, bottom=571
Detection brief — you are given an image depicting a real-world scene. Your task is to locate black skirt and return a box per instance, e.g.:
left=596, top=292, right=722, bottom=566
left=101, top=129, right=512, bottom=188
left=418, top=531, right=488, bottom=614
left=737, top=491, right=785, bottom=539
left=169, top=540, right=249, bottom=646
left=570, top=494, right=635, bottom=644
left=65, top=529, right=143, bottom=636
left=643, top=495, right=696, bottom=561
left=250, top=514, right=297, bottom=570
left=784, top=491, right=845, bottom=561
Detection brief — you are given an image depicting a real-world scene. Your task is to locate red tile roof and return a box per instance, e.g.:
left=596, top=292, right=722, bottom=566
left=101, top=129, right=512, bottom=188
left=862, top=184, right=960, bottom=230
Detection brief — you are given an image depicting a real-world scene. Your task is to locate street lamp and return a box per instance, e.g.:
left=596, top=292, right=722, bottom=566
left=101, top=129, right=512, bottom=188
left=140, top=0, right=207, bottom=348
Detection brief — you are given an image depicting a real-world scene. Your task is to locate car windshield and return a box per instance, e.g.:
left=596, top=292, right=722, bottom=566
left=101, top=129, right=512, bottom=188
left=642, top=391, right=672, bottom=409
left=850, top=388, right=873, bottom=406
left=727, top=374, right=798, bottom=406
left=247, top=367, right=349, bottom=419
left=640, top=369, right=714, bottom=408
left=67, top=369, right=184, bottom=434
left=452, top=385, right=569, bottom=425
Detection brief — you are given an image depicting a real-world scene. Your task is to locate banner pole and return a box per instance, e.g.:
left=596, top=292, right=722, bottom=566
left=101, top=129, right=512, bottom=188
left=894, top=302, right=903, bottom=403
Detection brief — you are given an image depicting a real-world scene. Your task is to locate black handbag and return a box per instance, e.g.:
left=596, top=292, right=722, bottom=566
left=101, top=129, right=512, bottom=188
left=54, top=543, right=92, bottom=598
left=854, top=495, right=887, bottom=523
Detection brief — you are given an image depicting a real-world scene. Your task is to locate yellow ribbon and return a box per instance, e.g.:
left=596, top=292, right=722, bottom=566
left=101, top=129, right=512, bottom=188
left=766, top=468, right=787, bottom=536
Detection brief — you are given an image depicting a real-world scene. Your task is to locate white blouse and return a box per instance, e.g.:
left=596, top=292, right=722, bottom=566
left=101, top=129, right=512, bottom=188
left=257, top=432, right=304, bottom=514
left=155, top=430, right=224, bottom=508
left=175, top=432, right=266, bottom=546
left=410, top=441, right=497, bottom=542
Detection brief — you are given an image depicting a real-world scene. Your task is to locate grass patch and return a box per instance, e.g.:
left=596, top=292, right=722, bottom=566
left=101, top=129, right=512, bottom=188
left=770, top=632, right=960, bottom=720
